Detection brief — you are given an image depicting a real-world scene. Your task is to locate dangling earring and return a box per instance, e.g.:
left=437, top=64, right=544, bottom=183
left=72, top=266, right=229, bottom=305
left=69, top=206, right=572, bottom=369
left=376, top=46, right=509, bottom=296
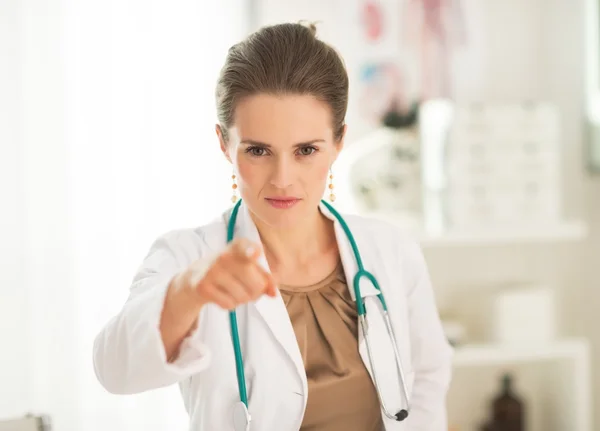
left=231, top=170, right=238, bottom=203
left=328, top=168, right=336, bottom=202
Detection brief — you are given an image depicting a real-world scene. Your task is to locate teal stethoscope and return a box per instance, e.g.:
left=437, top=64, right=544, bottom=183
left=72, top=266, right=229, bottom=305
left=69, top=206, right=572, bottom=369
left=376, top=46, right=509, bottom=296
left=228, top=199, right=411, bottom=430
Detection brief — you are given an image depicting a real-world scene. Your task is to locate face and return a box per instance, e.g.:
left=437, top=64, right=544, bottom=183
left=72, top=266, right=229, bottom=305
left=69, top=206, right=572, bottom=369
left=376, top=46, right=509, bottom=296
left=217, top=94, right=345, bottom=228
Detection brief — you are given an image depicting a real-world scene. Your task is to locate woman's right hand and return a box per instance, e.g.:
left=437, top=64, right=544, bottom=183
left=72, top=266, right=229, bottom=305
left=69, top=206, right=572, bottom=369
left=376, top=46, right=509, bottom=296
left=181, top=238, right=277, bottom=311
left=160, top=238, right=276, bottom=361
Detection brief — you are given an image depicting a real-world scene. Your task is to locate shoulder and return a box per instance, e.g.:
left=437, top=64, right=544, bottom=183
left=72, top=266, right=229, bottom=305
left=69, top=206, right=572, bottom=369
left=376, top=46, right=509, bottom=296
left=339, top=212, right=421, bottom=252
left=339, top=212, right=427, bottom=280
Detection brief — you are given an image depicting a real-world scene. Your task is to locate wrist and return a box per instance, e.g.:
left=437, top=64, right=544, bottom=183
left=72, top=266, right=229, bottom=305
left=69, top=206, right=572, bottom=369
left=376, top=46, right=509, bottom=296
left=169, top=270, right=205, bottom=315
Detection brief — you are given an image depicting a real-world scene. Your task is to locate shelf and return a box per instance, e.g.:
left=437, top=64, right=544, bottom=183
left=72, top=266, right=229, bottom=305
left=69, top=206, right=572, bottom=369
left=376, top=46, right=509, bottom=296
left=418, top=220, right=588, bottom=247
left=453, top=338, right=589, bottom=367
left=351, top=208, right=587, bottom=247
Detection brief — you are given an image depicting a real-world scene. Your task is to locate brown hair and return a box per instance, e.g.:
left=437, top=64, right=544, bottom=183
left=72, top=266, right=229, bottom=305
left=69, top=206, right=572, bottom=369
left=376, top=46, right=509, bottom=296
left=215, top=22, right=349, bottom=142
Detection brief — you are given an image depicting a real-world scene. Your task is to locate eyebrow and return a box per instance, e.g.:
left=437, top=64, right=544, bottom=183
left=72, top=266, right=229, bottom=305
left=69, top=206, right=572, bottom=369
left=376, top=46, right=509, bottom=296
left=239, top=139, right=326, bottom=148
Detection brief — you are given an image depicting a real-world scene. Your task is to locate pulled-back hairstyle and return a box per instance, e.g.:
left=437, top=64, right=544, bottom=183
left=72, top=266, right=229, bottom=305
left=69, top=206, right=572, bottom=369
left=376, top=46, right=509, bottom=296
left=215, top=22, right=349, bottom=142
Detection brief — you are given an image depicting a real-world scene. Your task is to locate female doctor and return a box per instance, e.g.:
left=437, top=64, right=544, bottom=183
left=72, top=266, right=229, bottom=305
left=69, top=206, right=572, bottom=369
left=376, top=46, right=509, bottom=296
left=93, top=22, right=453, bottom=431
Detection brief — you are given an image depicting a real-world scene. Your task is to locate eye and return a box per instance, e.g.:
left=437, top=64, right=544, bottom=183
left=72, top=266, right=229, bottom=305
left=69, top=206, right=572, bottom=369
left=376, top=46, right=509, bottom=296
left=246, top=146, right=267, bottom=157
left=297, top=146, right=317, bottom=156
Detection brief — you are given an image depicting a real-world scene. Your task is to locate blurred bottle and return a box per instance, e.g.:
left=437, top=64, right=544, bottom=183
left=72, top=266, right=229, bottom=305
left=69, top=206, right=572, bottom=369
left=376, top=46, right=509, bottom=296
left=480, top=373, right=525, bottom=431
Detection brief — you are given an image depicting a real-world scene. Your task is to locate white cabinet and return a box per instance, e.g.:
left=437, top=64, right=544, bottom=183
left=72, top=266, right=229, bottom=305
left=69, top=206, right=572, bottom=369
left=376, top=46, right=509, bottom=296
left=445, top=103, right=563, bottom=228
left=448, top=339, right=591, bottom=431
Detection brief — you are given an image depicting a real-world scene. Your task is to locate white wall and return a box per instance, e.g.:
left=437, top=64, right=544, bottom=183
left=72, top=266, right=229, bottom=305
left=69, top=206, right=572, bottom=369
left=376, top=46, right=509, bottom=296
left=1, top=0, right=247, bottom=429
left=1, top=0, right=81, bottom=423
left=0, top=0, right=32, bottom=417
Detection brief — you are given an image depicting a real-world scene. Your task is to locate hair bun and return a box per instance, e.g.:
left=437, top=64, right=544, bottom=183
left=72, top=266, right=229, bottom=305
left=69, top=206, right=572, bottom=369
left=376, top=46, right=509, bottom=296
left=299, top=20, right=319, bottom=37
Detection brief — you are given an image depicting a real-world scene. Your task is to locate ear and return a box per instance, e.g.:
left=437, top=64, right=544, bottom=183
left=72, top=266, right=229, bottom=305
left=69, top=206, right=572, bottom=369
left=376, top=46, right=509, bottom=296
left=216, top=124, right=232, bottom=163
left=332, top=124, right=347, bottom=164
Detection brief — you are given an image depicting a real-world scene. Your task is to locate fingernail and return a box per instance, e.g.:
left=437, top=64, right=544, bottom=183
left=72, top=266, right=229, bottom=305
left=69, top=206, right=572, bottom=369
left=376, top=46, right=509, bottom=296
left=244, top=245, right=255, bottom=258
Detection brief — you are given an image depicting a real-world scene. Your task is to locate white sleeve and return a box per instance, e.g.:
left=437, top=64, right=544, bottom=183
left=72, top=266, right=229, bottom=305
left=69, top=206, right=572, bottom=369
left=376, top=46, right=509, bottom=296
left=402, top=240, right=454, bottom=430
left=92, top=233, right=213, bottom=395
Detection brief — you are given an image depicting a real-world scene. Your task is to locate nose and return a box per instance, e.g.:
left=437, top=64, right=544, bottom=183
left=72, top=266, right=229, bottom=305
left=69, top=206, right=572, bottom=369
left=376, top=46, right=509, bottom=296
left=269, top=156, right=294, bottom=189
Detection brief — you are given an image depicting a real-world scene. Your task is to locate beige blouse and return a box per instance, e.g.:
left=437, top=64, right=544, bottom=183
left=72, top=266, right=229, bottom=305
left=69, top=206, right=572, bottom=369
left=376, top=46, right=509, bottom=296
left=279, top=263, right=384, bottom=431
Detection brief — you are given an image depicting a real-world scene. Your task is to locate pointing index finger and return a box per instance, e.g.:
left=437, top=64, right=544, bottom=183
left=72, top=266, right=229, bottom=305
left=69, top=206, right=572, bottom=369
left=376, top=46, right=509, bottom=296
left=232, top=239, right=262, bottom=261
left=232, top=239, right=277, bottom=297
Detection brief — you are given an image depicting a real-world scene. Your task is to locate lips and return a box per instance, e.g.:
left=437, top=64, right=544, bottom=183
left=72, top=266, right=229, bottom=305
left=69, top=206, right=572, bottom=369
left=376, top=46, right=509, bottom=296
left=265, top=197, right=300, bottom=209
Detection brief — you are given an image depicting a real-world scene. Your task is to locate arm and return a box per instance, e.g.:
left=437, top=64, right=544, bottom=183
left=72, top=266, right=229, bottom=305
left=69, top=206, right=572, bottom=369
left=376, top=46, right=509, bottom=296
left=92, top=233, right=213, bottom=395
left=160, top=272, right=203, bottom=362
left=403, top=240, right=454, bottom=430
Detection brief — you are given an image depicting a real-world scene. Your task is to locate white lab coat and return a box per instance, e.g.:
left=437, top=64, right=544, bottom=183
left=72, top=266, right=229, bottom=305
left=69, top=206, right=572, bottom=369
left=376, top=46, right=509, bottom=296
left=93, top=202, right=453, bottom=430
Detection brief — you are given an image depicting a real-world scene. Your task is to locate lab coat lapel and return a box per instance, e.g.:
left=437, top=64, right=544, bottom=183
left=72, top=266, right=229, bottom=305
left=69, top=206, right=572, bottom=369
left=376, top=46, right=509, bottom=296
left=318, top=201, right=380, bottom=300
left=234, top=203, right=308, bottom=396
left=319, top=202, right=407, bottom=429
left=357, top=299, right=408, bottom=430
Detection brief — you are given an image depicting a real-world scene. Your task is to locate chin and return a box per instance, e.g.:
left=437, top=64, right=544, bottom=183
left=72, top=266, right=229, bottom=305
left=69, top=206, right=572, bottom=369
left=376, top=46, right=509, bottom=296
left=263, top=206, right=304, bottom=228
left=266, top=215, right=303, bottom=229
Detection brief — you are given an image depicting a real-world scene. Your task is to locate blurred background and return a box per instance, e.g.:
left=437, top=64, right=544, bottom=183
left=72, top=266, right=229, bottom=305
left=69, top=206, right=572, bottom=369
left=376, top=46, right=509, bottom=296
left=1, top=0, right=599, bottom=430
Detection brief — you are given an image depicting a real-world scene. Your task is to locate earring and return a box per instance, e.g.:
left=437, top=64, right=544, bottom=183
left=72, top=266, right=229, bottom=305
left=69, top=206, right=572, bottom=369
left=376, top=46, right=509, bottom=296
left=328, top=169, right=336, bottom=202
left=231, top=171, right=238, bottom=203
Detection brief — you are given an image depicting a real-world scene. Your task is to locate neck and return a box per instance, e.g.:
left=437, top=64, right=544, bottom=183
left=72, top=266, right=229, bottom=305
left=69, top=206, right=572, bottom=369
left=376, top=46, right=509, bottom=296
left=253, top=208, right=336, bottom=270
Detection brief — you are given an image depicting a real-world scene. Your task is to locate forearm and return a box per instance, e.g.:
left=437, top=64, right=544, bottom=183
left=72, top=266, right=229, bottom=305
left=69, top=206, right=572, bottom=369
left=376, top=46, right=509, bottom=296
left=93, top=235, right=214, bottom=394
left=93, top=274, right=211, bottom=394
left=160, top=272, right=204, bottom=361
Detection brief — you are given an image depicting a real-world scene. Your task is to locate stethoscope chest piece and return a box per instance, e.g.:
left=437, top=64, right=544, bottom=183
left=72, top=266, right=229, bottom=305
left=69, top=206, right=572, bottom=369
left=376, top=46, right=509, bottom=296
left=232, top=401, right=251, bottom=431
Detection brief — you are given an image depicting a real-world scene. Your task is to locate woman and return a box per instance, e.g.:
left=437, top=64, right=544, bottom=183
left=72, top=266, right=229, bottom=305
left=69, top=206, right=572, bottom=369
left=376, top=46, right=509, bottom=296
left=93, top=22, right=453, bottom=430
